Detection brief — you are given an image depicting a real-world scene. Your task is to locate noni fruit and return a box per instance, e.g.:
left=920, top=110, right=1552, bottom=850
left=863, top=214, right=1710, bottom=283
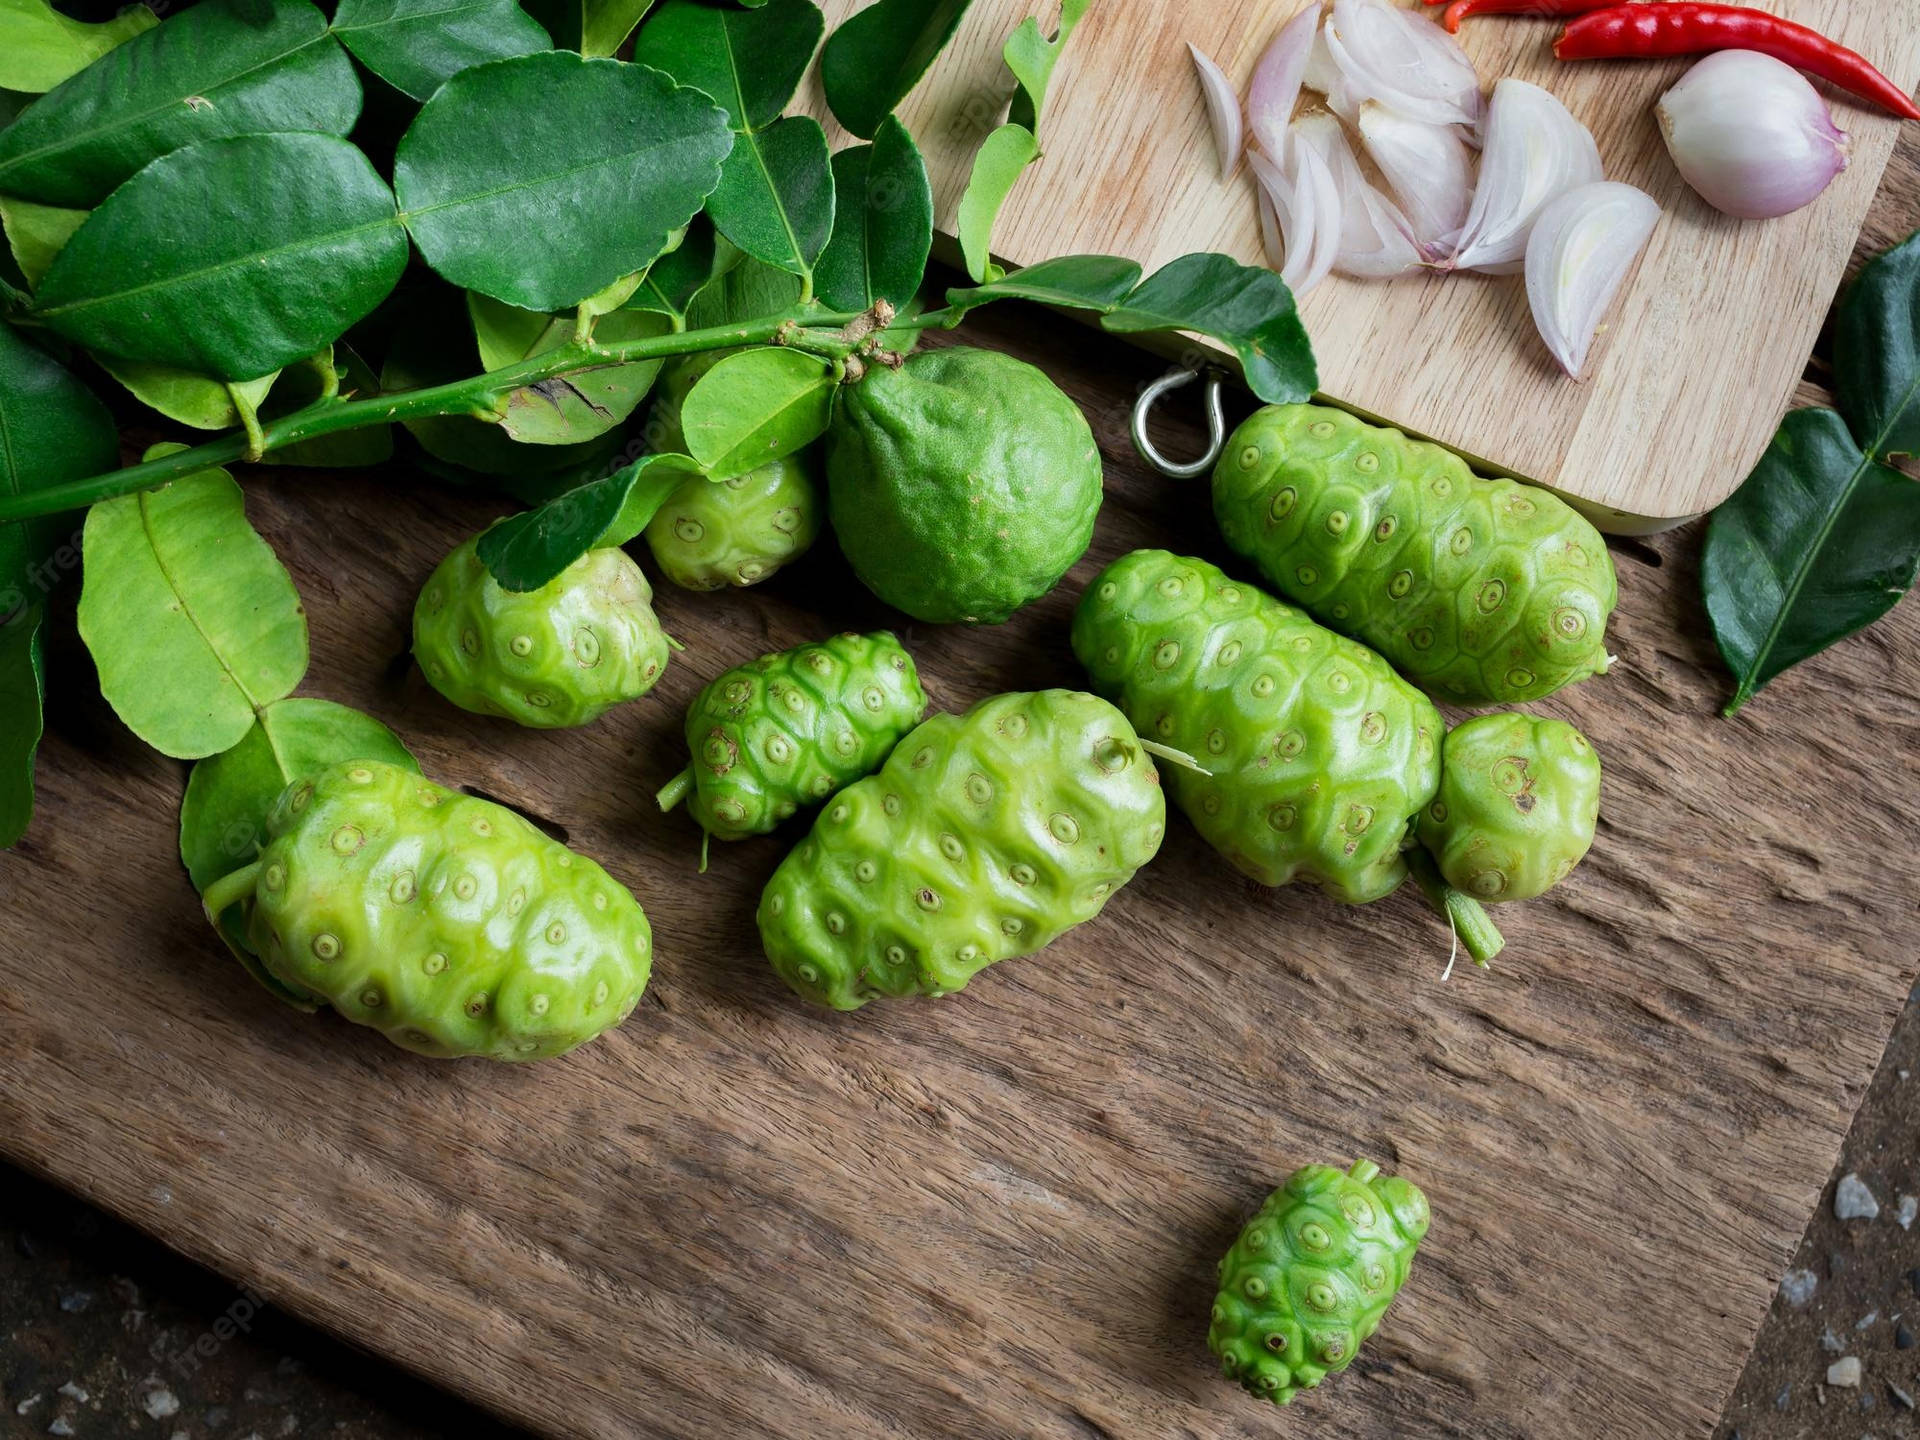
left=645, top=351, right=823, bottom=591
left=657, top=632, right=928, bottom=843
left=1209, top=1160, right=1429, bottom=1406
left=1214, top=403, right=1617, bottom=706
left=199, top=761, right=652, bottom=1061
left=826, top=347, right=1103, bottom=624
left=413, top=533, right=670, bottom=729
left=1418, top=713, right=1602, bottom=902
left=1072, top=550, right=1441, bottom=904
left=758, top=690, right=1165, bottom=1009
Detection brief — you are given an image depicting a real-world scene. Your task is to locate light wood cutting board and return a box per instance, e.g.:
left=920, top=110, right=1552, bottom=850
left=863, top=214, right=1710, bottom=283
left=808, top=0, right=1920, bottom=531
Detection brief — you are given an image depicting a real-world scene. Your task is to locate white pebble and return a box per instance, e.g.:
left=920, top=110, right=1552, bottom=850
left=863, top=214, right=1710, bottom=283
left=1900, top=1196, right=1917, bottom=1230
left=54, top=1384, right=85, bottom=1404
left=14, top=1395, right=40, bottom=1417
left=141, top=1387, right=179, bottom=1420
left=1836, top=1174, right=1881, bottom=1221
left=1781, top=1268, right=1819, bottom=1306
left=47, top=1420, right=74, bottom=1438
left=1828, top=1356, right=1863, bottom=1388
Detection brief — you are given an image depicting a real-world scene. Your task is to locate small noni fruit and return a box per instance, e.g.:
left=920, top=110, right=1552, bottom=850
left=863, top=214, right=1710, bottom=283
left=757, top=690, right=1166, bottom=1009
left=1418, top=713, right=1602, bottom=902
left=1071, top=549, right=1441, bottom=904
left=658, top=632, right=928, bottom=843
left=646, top=351, right=822, bottom=591
left=1209, top=1160, right=1429, bottom=1405
left=199, top=760, right=652, bottom=1061
left=413, top=533, right=669, bottom=729
left=1214, top=403, right=1617, bottom=705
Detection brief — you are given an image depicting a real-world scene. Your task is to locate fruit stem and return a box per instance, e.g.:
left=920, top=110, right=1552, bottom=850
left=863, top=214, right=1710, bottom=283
left=201, top=860, right=263, bottom=926
left=198, top=862, right=323, bottom=1012
left=1347, top=1159, right=1381, bottom=1185
left=1406, top=849, right=1504, bottom=968
left=656, top=768, right=693, bottom=813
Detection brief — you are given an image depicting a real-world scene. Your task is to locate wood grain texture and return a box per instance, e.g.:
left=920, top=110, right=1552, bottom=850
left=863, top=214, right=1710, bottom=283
left=803, top=0, right=1920, bottom=526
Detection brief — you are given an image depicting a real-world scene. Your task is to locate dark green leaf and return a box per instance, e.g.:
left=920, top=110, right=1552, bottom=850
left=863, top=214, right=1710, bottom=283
left=627, top=217, right=728, bottom=321
left=0, top=0, right=157, bottom=95
left=1103, top=253, right=1316, bottom=405
left=0, top=194, right=83, bottom=288
left=684, top=246, right=805, bottom=327
left=956, top=122, right=1037, bottom=284
left=1704, top=408, right=1920, bottom=714
left=77, top=447, right=310, bottom=759
left=332, top=0, right=549, bottom=102
left=681, top=345, right=833, bottom=477
left=36, top=132, right=408, bottom=381
left=944, top=252, right=1141, bottom=316
left=1834, top=229, right=1920, bottom=464
left=477, top=450, right=703, bottom=590
left=1004, top=0, right=1089, bottom=133
left=0, top=603, right=43, bottom=847
left=820, top=0, right=971, bottom=140
left=181, top=697, right=418, bottom=894
left=816, top=115, right=931, bottom=311
left=630, top=0, right=821, bottom=129
left=0, top=320, right=119, bottom=620
left=0, top=0, right=360, bottom=208
left=707, top=114, right=833, bottom=277
left=394, top=51, right=732, bottom=311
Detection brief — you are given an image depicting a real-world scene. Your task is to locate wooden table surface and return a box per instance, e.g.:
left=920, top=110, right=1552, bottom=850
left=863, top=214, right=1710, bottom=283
left=1, top=138, right=1916, bottom=1440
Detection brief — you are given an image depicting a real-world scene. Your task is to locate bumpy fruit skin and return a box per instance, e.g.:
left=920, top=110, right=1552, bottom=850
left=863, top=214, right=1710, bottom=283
left=1214, top=403, right=1617, bottom=706
left=234, top=761, right=651, bottom=1061
left=413, top=534, right=669, bottom=729
left=1418, top=713, right=1601, bottom=902
left=1072, top=550, right=1441, bottom=904
left=646, top=352, right=822, bottom=591
left=826, top=347, right=1103, bottom=625
left=758, top=690, right=1165, bottom=1009
left=645, top=455, right=822, bottom=591
left=669, top=632, right=928, bottom=841
left=1209, top=1160, right=1429, bottom=1406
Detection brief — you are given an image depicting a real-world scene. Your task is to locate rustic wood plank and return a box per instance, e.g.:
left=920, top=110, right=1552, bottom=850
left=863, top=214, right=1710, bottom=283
left=4, top=238, right=1920, bottom=1434
left=803, top=0, right=1920, bottom=526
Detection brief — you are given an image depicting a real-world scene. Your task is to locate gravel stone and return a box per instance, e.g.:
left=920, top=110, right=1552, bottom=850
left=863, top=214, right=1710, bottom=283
left=1892, top=1383, right=1916, bottom=1410
left=1824, top=1326, right=1848, bottom=1353
left=1901, top=1195, right=1918, bottom=1230
left=1781, top=1268, right=1820, bottom=1306
left=1898, top=1323, right=1916, bottom=1350
left=1830, top=1356, right=1864, bottom=1388
left=1837, top=1175, right=1882, bottom=1221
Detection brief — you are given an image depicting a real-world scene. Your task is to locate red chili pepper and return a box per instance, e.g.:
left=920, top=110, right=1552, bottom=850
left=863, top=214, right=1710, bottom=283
left=1431, top=0, right=1623, bottom=36
left=1555, top=4, right=1920, bottom=122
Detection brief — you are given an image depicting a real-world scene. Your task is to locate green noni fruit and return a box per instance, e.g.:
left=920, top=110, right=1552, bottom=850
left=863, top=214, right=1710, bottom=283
left=413, top=533, right=670, bottom=729
left=1209, top=1159, right=1429, bottom=1405
left=657, top=631, right=928, bottom=844
left=758, top=690, right=1165, bottom=1009
left=826, top=346, right=1103, bottom=624
left=1214, top=403, right=1617, bottom=706
left=199, top=761, right=652, bottom=1061
left=645, top=455, right=822, bottom=591
left=1071, top=550, right=1441, bottom=904
left=645, top=351, right=823, bottom=591
left=1418, top=713, right=1601, bottom=903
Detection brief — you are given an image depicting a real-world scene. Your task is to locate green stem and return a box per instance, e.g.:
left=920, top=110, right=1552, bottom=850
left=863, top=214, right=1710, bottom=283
left=1406, top=848, right=1504, bottom=968
left=0, top=310, right=885, bottom=521
left=656, top=768, right=693, bottom=813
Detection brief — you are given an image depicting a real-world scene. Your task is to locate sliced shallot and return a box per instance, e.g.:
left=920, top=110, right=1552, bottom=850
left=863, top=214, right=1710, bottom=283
left=1322, top=0, right=1482, bottom=129
left=1302, top=20, right=1361, bottom=121
left=1250, top=142, right=1343, bottom=297
left=1450, top=77, right=1601, bottom=275
left=1294, top=112, right=1423, bottom=279
left=1247, top=6, right=1321, bottom=158
left=1190, top=43, right=1243, bottom=177
left=1355, top=102, right=1473, bottom=257
left=1525, top=181, right=1660, bottom=379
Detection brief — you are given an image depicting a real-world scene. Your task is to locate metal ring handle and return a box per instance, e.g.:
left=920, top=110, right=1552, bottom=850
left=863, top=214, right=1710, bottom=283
left=1131, top=367, right=1227, bottom=479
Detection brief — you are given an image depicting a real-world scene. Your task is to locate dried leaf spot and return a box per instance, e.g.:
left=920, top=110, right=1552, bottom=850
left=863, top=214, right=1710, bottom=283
left=915, top=887, right=941, bottom=911
left=1374, top=515, right=1398, bottom=542
left=460, top=628, right=480, bottom=656
left=825, top=911, right=847, bottom=935
left=1409, top=627, right=1435, bottom=651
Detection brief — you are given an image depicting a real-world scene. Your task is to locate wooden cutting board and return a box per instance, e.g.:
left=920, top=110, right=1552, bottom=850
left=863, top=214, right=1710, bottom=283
left=4, top=233, right=1920, bottom=1437
left=806, top=0, right=1920, bottom=531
